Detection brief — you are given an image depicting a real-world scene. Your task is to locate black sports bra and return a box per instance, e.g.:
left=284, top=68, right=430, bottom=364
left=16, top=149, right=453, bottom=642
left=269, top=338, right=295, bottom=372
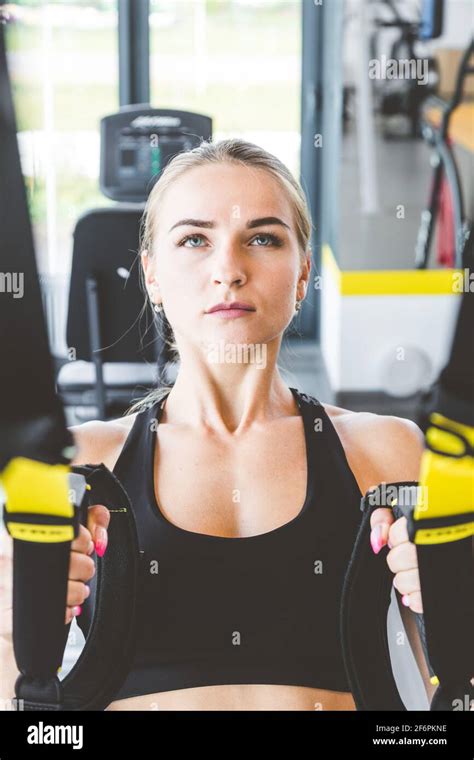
left=102, top=386, right=363, bottom=700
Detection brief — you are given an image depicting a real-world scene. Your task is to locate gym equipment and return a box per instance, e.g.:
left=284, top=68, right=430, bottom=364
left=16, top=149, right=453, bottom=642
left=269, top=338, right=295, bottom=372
left=415, top=37, right=474, bottom=269
left=100, top=106, right=212, bottom=202
left=57, top=207, right=163, bottom=421
left=1, top=15, right=472, bottom=712
left=342, top=272, right=474, bottom=710
left=320, top=245, right=461, bottom=401
left=56, top=106, right=212, bottom=420
left=370, top=0, right=444, bottom=139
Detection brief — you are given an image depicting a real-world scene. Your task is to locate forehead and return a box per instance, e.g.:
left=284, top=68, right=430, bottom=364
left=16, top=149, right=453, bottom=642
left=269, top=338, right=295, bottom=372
left=158, top=163, right=293, bottom=224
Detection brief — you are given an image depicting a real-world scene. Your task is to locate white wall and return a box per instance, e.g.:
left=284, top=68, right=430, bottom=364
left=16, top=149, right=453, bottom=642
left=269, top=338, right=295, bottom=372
left=433, top=0, right=474, bottom=49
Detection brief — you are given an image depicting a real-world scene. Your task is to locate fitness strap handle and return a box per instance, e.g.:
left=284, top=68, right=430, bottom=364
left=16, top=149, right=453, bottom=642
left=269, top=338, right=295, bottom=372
left=340, top=482, right=409, bottom=711
left=3, top=462, right=140, bottom=711
left=341, top=479, right=473, bottom=711
left=58, top=463, right=141, bottom=711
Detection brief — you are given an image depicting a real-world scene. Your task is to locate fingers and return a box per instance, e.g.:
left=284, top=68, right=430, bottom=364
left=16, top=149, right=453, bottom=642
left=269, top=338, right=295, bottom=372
left=370, top=509, right=424, bottom=613
left=399, top=590, right=423, bottom=614
left=87, top=504, right=110, bottom=557
left=370, top=507, right=394, bottom=554
left=69, top=549, right=96, bottom=585
left=70, top=506, right=110, bottom=558
left=393, top=569, right=423, bottom=613
left=71, top=523, right=95, bottom=556
left=65, top=605, right=83, bottom=625
left=66, top=579, right=91, bottom=608
left=370, top=507, right=394, bottom=530
left=65, top=547, right=96, bottom=624
left=65, top=504, right=109, bottom=627
left=64, top=577, right=91, bottom=625
left=386, top=540, right=418, bottom=574
left=387, top=515, right=410, bottom=548
left=388, top=543, right=423, bottom=613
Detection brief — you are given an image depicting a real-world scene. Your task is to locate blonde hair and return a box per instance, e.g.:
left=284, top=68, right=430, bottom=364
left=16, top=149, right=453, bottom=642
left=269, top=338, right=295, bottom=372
left=125, top=137, right=313, bottom=415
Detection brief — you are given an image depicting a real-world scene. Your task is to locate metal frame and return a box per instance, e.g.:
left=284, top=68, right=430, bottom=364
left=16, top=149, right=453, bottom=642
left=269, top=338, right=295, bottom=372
left=118, top=0, right=150, bottom=106
left=300, top=0, right=345, bottom=341
left=415, top=38, right=474, bottom=269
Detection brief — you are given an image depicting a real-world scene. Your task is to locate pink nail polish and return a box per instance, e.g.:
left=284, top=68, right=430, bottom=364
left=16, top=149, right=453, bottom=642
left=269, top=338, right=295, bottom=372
left=95, top=540, right=107, bottom=557
left=370, top=525, right=385, bottom=554
left=94, top=527, right=108, bottom=557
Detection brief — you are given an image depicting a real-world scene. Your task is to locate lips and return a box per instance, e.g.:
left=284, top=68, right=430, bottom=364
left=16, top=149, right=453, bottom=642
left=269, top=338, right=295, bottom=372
left=206, top=302, right=255, bottom=313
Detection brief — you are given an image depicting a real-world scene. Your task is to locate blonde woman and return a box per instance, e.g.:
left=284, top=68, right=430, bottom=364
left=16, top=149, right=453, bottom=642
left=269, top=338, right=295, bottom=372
left=1, top=139, right=436, bottom=711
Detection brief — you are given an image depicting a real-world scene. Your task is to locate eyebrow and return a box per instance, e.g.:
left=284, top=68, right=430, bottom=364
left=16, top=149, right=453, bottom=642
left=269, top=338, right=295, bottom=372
left=168, top=216, right=291, bottom=233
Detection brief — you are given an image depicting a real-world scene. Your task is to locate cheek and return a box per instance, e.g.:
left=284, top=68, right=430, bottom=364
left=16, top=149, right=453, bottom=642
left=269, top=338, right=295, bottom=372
left=157, top=257, right=194, bottom=298
left=267, top=267, right=297, bottom=301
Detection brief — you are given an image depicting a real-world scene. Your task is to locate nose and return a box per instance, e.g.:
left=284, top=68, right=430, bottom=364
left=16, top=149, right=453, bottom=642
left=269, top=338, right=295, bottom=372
left=210, top=242, right=248, bottom=289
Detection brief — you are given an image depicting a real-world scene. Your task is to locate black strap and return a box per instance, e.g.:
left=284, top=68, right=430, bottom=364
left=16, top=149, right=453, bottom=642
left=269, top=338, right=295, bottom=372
left=0, top=18, right=67, bottom=442
left=416, top=537, right=473, bottom=709
left=340, top=483, right=410, bottom=711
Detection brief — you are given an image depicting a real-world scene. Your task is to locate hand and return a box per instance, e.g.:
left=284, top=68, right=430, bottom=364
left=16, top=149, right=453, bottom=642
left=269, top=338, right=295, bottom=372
left=370, top=508, right=423, bottom=613
left=65, top=504, right=110, bottom=624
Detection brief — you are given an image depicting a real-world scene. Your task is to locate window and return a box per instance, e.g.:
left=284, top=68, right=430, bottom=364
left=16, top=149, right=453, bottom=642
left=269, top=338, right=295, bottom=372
left=150, top=0, right=302, bottom=177
left=5, top=0, right=118, bottom=353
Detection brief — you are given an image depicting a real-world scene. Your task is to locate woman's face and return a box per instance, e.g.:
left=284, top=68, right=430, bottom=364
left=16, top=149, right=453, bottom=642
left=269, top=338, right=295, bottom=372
left=142, top=162, right=310, bottom=354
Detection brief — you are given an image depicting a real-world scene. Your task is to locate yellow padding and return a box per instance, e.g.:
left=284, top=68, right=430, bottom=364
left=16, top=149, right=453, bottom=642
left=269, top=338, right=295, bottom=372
left=322, top=244, right=462, bottom=295
left=429, top=413, right=474, bottom=449
left=7, top=522, right=74, bottom=542
left=427, top=426, right=467, bottom=456
left=0, top=457, right=73, bottom=518
left=413, top=415, right=474, bottom=544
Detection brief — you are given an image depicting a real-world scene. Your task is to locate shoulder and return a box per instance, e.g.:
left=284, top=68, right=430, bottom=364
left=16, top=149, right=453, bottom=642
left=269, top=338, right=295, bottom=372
left=68, top=412, right=139, bottom=470
left=321, top=401, right=425, bottom=495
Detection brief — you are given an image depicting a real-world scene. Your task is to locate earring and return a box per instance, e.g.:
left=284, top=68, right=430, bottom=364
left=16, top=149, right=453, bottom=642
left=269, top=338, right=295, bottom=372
left=154, top=303, right=163, bottom=313
left=295, top=301, right=302, bottom=312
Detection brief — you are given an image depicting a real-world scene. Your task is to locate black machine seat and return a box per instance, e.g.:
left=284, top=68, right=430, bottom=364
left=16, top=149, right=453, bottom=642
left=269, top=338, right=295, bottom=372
left=56, top=205, right=167, bottom=420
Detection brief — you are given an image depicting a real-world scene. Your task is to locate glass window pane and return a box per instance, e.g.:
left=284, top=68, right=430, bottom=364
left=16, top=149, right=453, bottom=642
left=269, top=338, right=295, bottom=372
left=5, top=1, right=118, bottom=353
left=150, top=0, right=301, bottom=177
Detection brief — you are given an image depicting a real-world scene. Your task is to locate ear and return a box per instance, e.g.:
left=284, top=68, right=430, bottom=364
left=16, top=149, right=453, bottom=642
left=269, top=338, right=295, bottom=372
left=297, top=249, right=312, bottom=299
left=141, top=249, right=162, bottom=302
left=141, top=249, right=153, bottom=284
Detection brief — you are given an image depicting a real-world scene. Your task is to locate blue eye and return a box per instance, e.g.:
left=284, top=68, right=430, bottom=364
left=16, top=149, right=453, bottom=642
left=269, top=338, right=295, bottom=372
left=177, top=232, right=284, bottom=248
left=251, top=233, right=284, bottom=247
left=178, top=234, right=205, bottom=248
